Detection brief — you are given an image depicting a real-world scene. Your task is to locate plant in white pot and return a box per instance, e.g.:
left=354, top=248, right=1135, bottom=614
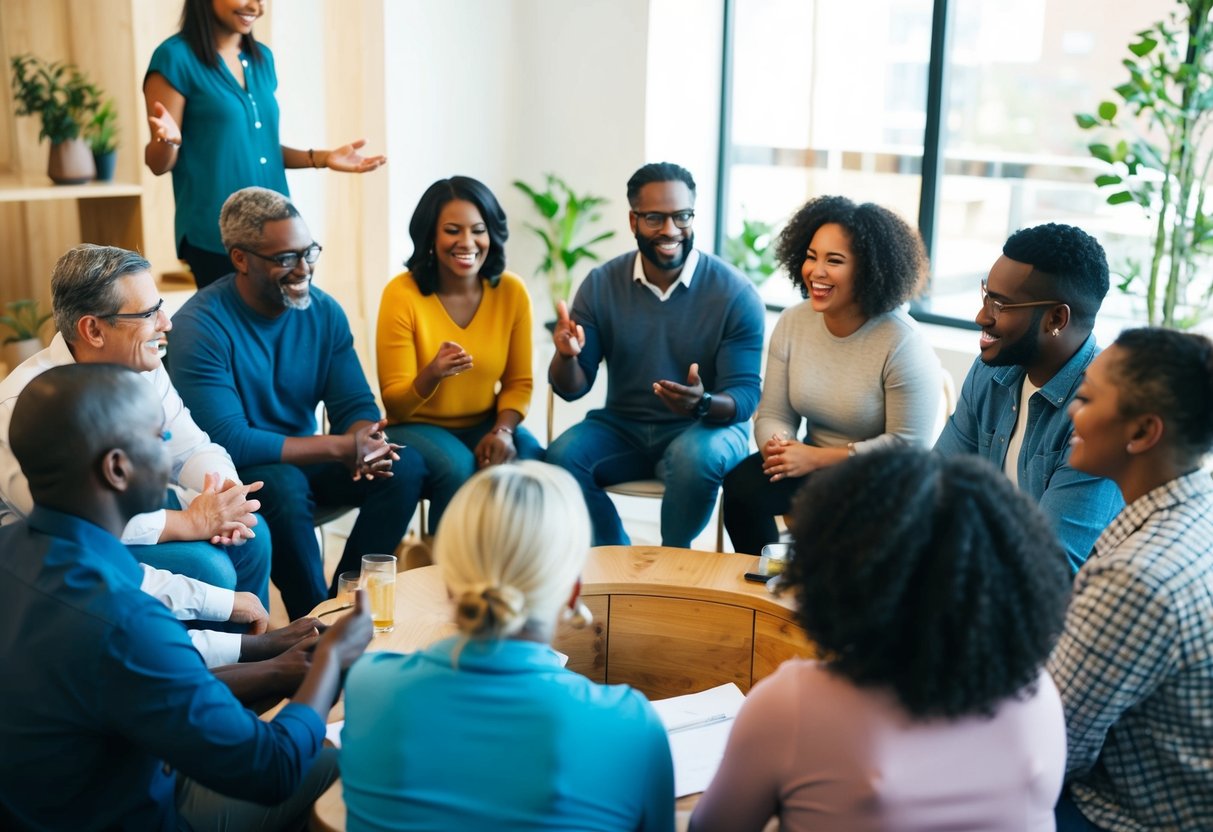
left=10, top=54, right=101, bottom=185
left=0, top=299, right=51, bottom=370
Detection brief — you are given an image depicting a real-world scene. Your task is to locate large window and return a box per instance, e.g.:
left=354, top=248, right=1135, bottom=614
left=721, top=0, right=1174, bottom=327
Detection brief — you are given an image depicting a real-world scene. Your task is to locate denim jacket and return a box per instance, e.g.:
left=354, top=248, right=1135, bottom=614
left=935, top=334, right=1123, bottom=572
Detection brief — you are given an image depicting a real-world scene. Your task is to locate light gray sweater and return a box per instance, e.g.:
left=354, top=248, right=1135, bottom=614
left=753, top=303, right=941, bottom=453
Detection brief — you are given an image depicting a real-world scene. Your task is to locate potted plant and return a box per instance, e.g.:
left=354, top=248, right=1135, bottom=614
left=0, top=299, right=51, bottom=369
left=723, top=213, right=779, bottom=288
left=10, top=53, right=100, bottom=185
left=1075, top=0, right=1213, bottom=329
left=513, top=174, right=616, bottom=312
left=87, top=98, right=118, bottom=182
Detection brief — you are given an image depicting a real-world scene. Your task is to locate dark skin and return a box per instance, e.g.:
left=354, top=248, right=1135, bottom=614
left=549, top=180, right=736, bottom=422
left=14, top=371, right=373, bottom=717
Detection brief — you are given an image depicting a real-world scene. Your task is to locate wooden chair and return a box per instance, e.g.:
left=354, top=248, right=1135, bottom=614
left=547, top=386, right=727, bottom=551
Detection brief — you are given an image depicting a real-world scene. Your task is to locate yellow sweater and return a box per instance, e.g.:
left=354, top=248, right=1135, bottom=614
left=377, top=270, right=534, bottom=428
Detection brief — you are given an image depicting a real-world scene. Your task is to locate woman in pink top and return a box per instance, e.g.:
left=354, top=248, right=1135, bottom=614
left=691, top=448, right=1071, bottom=832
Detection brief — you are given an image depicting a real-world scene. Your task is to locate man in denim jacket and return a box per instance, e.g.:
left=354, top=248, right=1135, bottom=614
left=936, top=223, right=1122, bottom=572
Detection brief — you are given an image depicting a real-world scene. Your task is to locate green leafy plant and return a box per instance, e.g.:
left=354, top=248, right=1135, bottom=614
left=1075, top=0, right=1213, bottom=328
left=513, top=174, right=616, bottom=308
left=723, top=214, right=778, bottom=287
left=86, top=98, right=118, bottom=155
left=10, top=53, right=100, bottom=145
left=0, top=299, right=51, bottom=345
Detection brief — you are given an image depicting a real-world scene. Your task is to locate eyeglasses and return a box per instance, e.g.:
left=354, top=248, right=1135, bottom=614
left=105, top=298, right=164, bottom=322
left=241, top=243, right=323, bottom=270
left=980, top=280, right=1061, bottom=319
left=631, top=210, right=695, bottom=230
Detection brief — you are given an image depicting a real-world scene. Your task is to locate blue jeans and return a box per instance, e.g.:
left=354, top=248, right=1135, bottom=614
left=386, top=416, right=544, bottom=535
left=241, top=446, right=426, bottom=620
left=128, top=491, right=272, bottom=610
left=546, top=409, right=749, bottom=548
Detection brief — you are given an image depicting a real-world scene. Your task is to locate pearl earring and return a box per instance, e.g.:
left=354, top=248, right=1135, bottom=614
left=1052, top=328, right=1060, bottom=337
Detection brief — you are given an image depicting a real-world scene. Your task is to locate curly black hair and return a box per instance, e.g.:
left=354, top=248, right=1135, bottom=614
left=784, top=448, right=1071, bottom=720
left=774, top=195, right=927, bottom=318
left=1002, top=223, right=1109, bottom=327
left=404, top=176, right=509, bottom=296
left=626, top=162, right=696, bottom=207
left=1111, top=327, right=1213, bottom=461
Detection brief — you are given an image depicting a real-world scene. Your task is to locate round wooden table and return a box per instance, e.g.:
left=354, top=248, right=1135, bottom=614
left=310, top=546, right=814, bottom=831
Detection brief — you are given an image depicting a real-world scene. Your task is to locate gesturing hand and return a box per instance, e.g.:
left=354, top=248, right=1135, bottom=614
left=653, top=362, right=705, bottom=416
left=316, top=588, right=373, bottom=671
left=351, top=418, right=402, bottom=481
left=426, top=341, right=473, bottom=380
left=240, top=616, right=325, bottom=662
left=184, top=473, right=263, bottom=545
left=325, top=138, right=386, bottom=173
left=552, top=300, right=585, bottom=358
left=147, top=101, right=182, bottom=145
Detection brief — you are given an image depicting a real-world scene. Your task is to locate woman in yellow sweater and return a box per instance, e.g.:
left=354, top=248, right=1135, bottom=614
left=378, top=176, right=542, bottom=532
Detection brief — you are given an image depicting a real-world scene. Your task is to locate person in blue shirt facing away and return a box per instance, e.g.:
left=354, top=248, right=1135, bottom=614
left=935, top=223, right=1122, bottom=572
left=0, top=363, right=372, bottom=831
left=547, top=162, right=765, bottom=547
left=341, top=461, right=674, bottom=831
left=144, top=0, right=386, bottom=288
left=168, top=186, right=427, bottom=620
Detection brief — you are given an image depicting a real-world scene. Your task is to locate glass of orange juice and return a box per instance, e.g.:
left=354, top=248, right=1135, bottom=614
left=361, top=554, right=397, bottom=633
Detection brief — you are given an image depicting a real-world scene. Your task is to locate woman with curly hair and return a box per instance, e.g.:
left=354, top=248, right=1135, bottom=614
left=377, top=176, right=543, bottom=533
left=1050, top=328, right=1213, bottom=831
left=693, top=448, right=1070, bottom=831
left=340, top=462, right=674, bottom=830
left=722, top=195, right=941, bottom=554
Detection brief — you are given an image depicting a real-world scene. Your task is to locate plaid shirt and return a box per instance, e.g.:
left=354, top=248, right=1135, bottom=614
left=1048, top=470, right=1213, bottom=831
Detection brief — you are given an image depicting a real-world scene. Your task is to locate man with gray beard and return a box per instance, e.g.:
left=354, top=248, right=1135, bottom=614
left=169, top=186, right=427, bottom=620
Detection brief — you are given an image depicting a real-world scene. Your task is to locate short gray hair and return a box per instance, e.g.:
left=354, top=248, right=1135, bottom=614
left=51, top=245, right=151, bottom=344
left=219, top=187, right=300, bottom=252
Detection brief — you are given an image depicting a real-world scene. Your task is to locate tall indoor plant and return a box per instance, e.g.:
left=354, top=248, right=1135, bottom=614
left=1075, top=0, right=1213, bottom=328
left=513, top=174, right=616, bottom=311
left=10, top=54, right=101, bottom=185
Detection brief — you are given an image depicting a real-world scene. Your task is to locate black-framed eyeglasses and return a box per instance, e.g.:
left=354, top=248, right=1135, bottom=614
left=105, top=298, right=164, bottom=322
left=241, top=243, right=323, bottom=270
left=631, top=210, right=695, bottom=230
left=980, top=280, right=1061, bottom=320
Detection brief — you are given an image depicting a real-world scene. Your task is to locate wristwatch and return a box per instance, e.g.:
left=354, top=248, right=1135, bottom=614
left=693, top=391, right=713, bottom=418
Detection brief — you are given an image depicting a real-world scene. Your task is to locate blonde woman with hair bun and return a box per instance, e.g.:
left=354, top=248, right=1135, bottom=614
left=340, top=462, right=675, bottom=831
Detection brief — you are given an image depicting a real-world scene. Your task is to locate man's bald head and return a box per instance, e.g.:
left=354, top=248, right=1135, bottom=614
left=11, top=364, right=169, bottom=513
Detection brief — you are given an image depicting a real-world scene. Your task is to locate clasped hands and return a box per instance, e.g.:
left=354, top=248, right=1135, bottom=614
left=182, top=472, right=263, bottom=545
left=351, top=418, right=402, bottom=481
left=762, top=434, right=838, bottom=482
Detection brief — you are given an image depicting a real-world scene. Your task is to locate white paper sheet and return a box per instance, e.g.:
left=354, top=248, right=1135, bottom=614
left=650, top=683, right=746, bottom=797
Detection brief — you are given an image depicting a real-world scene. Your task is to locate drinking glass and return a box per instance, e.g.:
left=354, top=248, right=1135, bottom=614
left=361, top=554, right=397, bottom=633
left=336, top=570, right=361, bottom=606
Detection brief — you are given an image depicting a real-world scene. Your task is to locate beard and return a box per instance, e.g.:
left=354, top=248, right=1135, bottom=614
left=982, top=308, right=1045, bottom=367
left=279, top=276, right=312, bottom=311
left=635, top=231, right=694, bottom=272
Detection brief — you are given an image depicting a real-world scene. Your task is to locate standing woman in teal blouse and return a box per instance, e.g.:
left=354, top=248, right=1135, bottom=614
left=143, top=0, right=386, bottom=288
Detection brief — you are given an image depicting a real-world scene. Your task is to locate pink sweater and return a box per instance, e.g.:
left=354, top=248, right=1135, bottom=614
left=690, top=660, right=1065, bottom=832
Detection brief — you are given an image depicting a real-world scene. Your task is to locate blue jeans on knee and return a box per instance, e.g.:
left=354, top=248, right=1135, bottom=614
left=546, top=409, right=748, bottom=548
left=128, top=516, right=273, bottom=610
left=243, top=446, right=426, bottom=620
left=387, top=416, right=543, bottom=534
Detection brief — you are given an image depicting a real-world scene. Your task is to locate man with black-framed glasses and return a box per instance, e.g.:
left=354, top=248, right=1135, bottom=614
left=548, top=162, right=764, bottom=548
left=0, top=243, right=278, bottom=669
left=169, top=187, right=427, bottom=620
left=935, top=223, right=1122, bottom=572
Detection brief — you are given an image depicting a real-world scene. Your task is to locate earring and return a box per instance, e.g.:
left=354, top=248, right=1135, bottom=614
left=1126, top=442, right=1134, bottom=453
left=561, top=600, right=594, bottom=630
left=1051, top=328, right=1060, bottom=337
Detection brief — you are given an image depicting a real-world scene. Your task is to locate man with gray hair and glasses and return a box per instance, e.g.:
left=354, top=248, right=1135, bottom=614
left=0, top=243, right=276, bottom=667
left=170, top=186, right=426, bottom=620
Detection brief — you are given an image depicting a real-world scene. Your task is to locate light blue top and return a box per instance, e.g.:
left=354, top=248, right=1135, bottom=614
left=341, top=636, right=675, bottom=832
left=935, top=333, right=1123, bottom=572
left=147, top=34, right=288, bottom=256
